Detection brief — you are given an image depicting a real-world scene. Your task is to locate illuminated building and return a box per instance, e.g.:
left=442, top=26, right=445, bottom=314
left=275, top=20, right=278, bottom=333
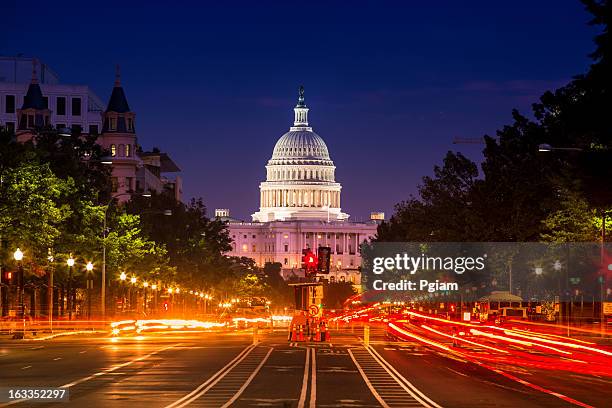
left=1, top=57, right=182, bottom=202
left=223, top=87, right=378, bottom=285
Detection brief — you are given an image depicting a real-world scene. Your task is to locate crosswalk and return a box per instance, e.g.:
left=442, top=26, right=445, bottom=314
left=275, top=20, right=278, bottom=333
left=348, top=346, right=442, bottom=408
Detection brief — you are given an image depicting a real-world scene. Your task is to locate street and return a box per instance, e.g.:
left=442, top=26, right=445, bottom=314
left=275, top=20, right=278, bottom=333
left=0, top=326, right=608, bottom=407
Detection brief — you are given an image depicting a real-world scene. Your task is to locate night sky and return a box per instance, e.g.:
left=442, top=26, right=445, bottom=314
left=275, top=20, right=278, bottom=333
left=1, top=1, right=596, bottom=221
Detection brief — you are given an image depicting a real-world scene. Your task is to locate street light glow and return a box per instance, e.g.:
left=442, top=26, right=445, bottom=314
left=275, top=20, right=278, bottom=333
left=67, top=257, right=75, bottom=267
left=143, top=281, right=149, bottom=288
left=86, top=261, right=94, bottom=271
left=13, top=248, right=24, bottom=261
left=130, top=276, right=137, bottom=284
left=120, top=272, right=127, bottom=281
left=151, top=284, right=157, bottom=290
left=168, top=288, right=173, bottom=294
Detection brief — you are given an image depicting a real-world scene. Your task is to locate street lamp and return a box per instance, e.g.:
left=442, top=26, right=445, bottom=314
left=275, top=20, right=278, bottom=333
left=85, top=262, right=94, bottom=320
left=67, top=256, right=75, bottom=321
left=538, top=143, right=583, bottom=152
left=142, top=281, right=149, bottom=315
left=119, top=272, right=127, bottom=281
left=13, top=249, right=25, bottom=339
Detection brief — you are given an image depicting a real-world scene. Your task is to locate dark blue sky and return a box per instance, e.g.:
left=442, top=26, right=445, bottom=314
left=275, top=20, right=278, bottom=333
left=2, top=1, right=596, bottom=220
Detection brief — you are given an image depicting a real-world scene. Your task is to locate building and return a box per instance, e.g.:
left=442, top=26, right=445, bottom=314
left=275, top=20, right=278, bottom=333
left=0, top=56, right=104, bottom=135
left=224, top=87, right=378, bottom=285
left=1, top=57, right=182, bottom=202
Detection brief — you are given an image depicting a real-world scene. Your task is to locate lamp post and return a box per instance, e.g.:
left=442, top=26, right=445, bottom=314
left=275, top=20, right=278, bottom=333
left=67, top=256, right=75, bottom=321
left=143, top=281, right=149, bottom=315
left=85, top=262, right=94, bottom=320
left=119, top=272, right=127, bottom=313
left=47, top=251, right=54, bottom=332
left=13, top=248, right=24, bottom=339
left=130, top=276, right=137, bottom=314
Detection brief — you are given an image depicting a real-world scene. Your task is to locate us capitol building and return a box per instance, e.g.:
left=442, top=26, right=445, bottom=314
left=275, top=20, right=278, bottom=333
left=222, top=87, right=380, bottom=284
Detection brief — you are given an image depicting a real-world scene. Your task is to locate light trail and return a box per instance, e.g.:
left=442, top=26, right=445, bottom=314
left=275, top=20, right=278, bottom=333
left=420, top=325, right=509, bottom=354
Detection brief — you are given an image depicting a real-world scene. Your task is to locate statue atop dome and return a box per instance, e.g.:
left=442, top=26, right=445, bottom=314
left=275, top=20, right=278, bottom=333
left=297, top=85, right=305, bottom=107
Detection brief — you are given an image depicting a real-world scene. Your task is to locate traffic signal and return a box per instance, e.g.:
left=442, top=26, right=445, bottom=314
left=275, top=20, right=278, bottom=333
left=2, top=271, right=12, bottom=283
left=317, top=246, right=331, bottom=274
left=301, top=249, right=317, bottom=274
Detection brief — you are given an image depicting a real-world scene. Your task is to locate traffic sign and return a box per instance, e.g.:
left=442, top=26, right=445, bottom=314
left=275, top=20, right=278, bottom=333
left=308, top=304, right=320, bottom=317
left=603, top=302, right=612, bottom=315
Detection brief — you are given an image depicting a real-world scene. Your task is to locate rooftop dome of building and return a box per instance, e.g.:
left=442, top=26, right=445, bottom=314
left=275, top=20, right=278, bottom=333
left=268, top=86, right=333, bottom=165
left=271, top=130, right=330, bottom=161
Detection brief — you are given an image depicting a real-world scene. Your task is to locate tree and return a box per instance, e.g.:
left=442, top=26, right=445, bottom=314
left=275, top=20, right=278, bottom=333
left=378, top=1, right=612, bottom=244
left=125, top=192, right=233, bottom=289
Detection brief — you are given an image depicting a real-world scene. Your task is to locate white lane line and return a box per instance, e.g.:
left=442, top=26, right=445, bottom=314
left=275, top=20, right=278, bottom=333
left=446, top=367, right=468, bottom=377
left=20, top=366, right=31, bottom=370
left=53, top=357, right=62, bottom=361
left=309, top=348, right=316, bottom=408
left=164, top=344, right=255, bottom=408
left=297, top=348, right=311, bottom=408
left=63, top=343, right=181, bottom=388
left=79, top=350, right=87, bottom=354
left=348, top=349, right=389, bottom=408
left=220, top=347, right=273, bottom=408
left=367, top=346, right=442, bottom=408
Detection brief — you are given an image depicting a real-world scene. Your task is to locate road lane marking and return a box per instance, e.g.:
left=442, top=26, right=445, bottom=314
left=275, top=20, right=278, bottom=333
left=297, top=348, right=311, bottom=408
left=220, top=347, right=273, bottom=408
left=309, top=348, right=316, bottom=408
left=164, top=344, right=255, bottom=408
left=349, top=347, right=442, bottom=408
left=53, top=357, right=62, bottom=361
left=348, top=349, right=389, bottom=408
left=368, top=346, right=442, bottom=408
left=20, top=366, right=31, bottom=370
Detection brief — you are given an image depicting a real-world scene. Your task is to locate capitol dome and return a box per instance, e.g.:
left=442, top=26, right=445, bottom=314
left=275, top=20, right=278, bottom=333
left=252, top=87, right=349, bottom=223
left=270, top=130, right=331, bottom=162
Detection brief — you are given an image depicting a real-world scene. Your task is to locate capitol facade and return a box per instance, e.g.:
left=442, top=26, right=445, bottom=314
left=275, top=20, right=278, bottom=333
left=224, top=88, right=378, bottom=284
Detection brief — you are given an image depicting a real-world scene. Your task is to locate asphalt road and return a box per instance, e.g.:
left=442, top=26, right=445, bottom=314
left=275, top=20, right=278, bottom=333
left=0, top=326, right=608, bottom=407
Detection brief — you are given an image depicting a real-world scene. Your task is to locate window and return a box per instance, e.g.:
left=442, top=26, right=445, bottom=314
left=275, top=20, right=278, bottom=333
left=56, top=123, right=65, bottom=130
left=5, top=122, right=14, bottom=133
left=27, top=115, right=34, bottom=128
left=43, top=96, right=48, bottom=109
left=71, top=124, right=82, bottom=134
left=252, top=244, right=256, bottom=252
left=243, top=235, right=247, bottom=239
left=126, top=177, right=133, bottom=191
left=252, top=234, right=256, bottom=239
left=284, top=244, right=289, bottom=252
left=71, top=97, right=81, bottom=116
left=241, top=244, right=248, bottom=253
left=5, top=95, right=15, bottom=113
left=110, top=117, right=116, bottom=130
left=330, top=276, right=335, bottom=283
left=56, top=97, right=66, bottom=115
left=125, top=144, right=131, bottom=157
left=111, top=177, right=118, bottom=193
left=89, top=125, right=98, bottom=135
left=127, top=118, right=133, bottom=131
left=110, top=144, right=116, bottom=157
left=284, top=258, right=288, bottom=265
left=118, top=144, right=124, bottom=157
